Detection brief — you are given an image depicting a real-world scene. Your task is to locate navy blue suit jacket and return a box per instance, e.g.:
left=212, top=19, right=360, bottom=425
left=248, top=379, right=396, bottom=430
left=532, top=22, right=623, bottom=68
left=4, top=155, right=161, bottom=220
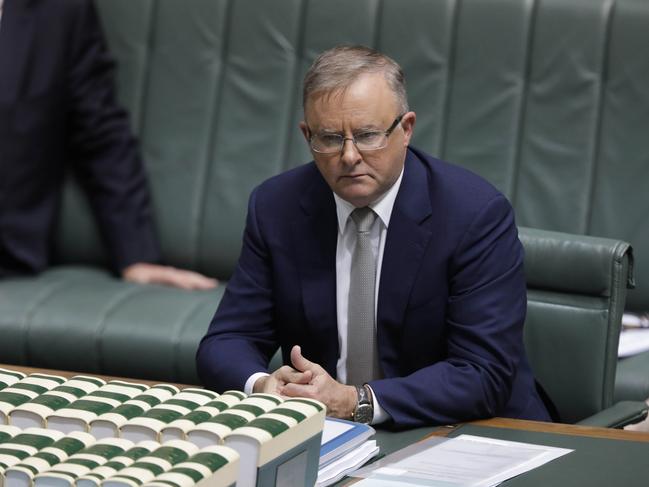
left=0, top=0, right=159, bottom=276
left=197, top=147, right=550, bottom=428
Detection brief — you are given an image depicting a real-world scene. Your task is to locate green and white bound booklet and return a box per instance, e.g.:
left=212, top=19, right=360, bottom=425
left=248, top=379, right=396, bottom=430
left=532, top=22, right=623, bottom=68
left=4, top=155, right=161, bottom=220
left=0, top=369, right=26, bottom=391
left=0, top=424, right=22, bottom=443
left=120, top=389, right=219, bottom=443
left=0, top=374, right=67, bottom=424
left=100, top=439, right=199, bottom=487
left=185, top=394, right=283, bottom=449
left=33, top=437, right=135, bottom=487
left=0, top=427, right=64, bottom=482
left=46, top=381, right=149, bottom=434
left=3, top=430, right=95, bottom=487
left=144, top=445, right=239, bottom=487
left=9, top=376, right=105, bottom=429
left=89, top=385, right=179, bottom=440
left=160, top=390, right=247, bottom=442
left=76, top=441, right=159, bottom=487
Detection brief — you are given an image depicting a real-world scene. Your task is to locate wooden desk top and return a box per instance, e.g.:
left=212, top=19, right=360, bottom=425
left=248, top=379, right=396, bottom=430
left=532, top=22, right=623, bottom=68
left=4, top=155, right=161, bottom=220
left=422, top=417, right=649, bottom=443
left=466, top=417, right=649, bottom=442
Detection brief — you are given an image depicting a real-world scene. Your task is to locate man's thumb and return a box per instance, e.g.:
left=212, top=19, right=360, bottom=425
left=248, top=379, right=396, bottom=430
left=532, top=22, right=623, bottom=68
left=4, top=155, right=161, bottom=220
left=290, top=345, right=312, bottom=371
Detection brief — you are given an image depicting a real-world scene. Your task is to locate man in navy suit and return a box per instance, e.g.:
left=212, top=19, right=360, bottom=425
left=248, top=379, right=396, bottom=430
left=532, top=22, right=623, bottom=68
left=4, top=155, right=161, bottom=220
left=0, top=0, right=215, bottom=289
left=197, top=45, right=550, bottom=428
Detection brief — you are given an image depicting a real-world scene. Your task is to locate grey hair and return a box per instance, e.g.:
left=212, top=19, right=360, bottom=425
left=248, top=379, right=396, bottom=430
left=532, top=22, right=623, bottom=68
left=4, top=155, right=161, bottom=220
left=302, top=45, right=409, bottom=114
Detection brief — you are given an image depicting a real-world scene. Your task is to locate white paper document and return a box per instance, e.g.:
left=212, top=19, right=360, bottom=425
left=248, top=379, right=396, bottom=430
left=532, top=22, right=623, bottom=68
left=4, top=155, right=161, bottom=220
left=354, top=434, right=572, bottom=487
left=618, top=328, right=649, bottom=357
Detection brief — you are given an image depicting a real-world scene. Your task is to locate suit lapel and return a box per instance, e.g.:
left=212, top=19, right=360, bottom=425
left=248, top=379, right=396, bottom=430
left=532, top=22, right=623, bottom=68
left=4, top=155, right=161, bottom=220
left=293, top=169, right=339, bottom=375
left=0, top=0, right=35, bottom=103
left=377, top=150, right=433, bottom=368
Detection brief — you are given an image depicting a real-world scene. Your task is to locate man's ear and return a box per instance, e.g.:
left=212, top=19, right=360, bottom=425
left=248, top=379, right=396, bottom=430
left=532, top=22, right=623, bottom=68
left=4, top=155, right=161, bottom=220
left=299, top=121, right=310, bottom=142
left=400, top=111, right=416, bottom=146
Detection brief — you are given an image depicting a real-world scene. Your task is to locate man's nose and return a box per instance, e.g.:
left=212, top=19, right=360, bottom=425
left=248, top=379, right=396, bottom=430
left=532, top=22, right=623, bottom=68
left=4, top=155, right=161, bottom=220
left=340, top=138, right=362, bottom=166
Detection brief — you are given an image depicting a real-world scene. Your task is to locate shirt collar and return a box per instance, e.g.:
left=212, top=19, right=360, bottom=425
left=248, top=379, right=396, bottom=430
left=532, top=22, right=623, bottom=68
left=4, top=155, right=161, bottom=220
left=333, top=164, right=405, bottom=234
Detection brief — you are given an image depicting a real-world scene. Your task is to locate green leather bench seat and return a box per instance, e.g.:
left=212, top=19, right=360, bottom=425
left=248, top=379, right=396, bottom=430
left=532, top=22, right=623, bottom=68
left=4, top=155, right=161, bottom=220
left=0, top=267, right=222, bottom=384
left=1, top=0, right=648, bottom=405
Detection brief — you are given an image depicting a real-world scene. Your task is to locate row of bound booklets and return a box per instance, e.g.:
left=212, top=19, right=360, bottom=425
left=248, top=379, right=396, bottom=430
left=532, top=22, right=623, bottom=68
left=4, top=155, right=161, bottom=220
left=0, top=368, right=326, bottom=487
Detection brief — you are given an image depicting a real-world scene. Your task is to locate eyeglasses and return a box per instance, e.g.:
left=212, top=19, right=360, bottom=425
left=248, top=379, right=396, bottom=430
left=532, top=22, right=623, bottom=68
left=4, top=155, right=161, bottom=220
left=307, top=114, right=404, bottom=154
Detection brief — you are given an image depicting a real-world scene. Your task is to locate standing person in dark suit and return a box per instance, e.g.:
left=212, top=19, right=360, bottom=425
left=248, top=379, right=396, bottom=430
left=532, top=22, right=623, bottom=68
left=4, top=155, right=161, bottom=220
left=0, top=0, right=216, bottom=289
left=197, top=45, right=550, bottom=428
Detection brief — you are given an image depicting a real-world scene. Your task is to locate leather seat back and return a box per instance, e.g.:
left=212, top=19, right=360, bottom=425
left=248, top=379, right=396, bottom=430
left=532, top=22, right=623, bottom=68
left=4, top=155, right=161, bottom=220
left=520, top=227, right=632, bottom=423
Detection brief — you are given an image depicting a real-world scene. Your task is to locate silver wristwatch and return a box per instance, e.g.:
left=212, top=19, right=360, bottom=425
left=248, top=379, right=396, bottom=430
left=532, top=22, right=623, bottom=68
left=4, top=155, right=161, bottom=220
left=352, top=384, right=373, bottom=424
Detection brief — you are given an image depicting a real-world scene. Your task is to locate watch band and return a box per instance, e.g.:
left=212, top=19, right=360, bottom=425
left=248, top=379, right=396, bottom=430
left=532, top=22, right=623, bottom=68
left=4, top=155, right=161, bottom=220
left=353, top=384, right=374, bottom=424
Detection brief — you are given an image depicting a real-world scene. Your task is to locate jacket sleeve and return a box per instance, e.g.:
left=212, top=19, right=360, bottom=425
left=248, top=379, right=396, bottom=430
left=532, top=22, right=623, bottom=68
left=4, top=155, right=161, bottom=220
left=196, top=188, right=278, bottom=391
left=66, top=0, right=160, bottom=272
left=369, top=194, right=529, bottom=428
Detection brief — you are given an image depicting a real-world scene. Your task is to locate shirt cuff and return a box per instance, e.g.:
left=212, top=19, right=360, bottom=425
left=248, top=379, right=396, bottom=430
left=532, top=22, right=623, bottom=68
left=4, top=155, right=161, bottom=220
left=244, top=372, right=270, bottom=394
left=367, top=384, right=390, bottom=425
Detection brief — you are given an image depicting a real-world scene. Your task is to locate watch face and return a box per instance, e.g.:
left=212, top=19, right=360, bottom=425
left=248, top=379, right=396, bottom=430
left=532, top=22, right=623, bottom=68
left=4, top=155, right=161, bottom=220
left=355, top=404, right=373, bottom=424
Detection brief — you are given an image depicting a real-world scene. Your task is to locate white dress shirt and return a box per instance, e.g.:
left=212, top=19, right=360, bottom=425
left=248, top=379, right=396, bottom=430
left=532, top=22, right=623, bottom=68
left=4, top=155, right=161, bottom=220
left=331, top=167, right=404, bottom=424
left=246, top=165, right=405, bottom=425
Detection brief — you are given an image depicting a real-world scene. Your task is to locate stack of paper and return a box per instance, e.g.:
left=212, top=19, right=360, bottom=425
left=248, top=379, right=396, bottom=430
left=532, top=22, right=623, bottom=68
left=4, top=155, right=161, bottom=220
left=316, top=418, right=379, bottom=487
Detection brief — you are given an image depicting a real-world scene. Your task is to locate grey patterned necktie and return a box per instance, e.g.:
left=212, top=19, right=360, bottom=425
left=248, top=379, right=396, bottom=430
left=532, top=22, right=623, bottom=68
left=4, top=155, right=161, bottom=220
left=346, top=207, right=380, bottom=385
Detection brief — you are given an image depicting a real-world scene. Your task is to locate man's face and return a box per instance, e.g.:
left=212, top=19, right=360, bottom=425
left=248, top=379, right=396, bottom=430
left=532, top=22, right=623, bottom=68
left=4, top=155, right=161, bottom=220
left=300, top=73, right=416, bottom=208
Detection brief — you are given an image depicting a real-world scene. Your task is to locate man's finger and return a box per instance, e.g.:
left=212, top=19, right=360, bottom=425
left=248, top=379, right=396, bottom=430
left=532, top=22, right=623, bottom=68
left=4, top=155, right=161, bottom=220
left=274, top=366, right=312, bottom=385
left=281, top=382, right=315, bottom=398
